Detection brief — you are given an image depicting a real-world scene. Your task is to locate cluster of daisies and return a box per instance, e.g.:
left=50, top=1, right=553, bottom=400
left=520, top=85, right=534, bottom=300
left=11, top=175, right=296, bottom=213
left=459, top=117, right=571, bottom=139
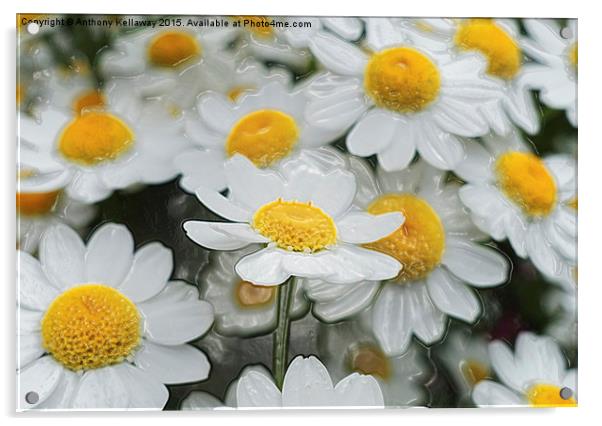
left=17, top=16, right=577, bottom=410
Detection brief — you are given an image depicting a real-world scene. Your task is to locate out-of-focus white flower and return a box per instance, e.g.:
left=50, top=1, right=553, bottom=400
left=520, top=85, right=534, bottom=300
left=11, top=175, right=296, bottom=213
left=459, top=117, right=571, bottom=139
left=17, top=223, right=214, bottom=410
left=472, top=332, right=576, bottom=407
left=200, top=245, right=309, bottom=337
left=303, top=158, right=508, bottom=355
left=184, top=153, right=404, bottom=285
left=320, top=319, right=431, bottom=407
left=279, top=17, right=363, bottom=50
left=399, top=18, right=541, bottom=135
left=543, top=266, right=577, bottom=349
left=175, top=80, right=345, bottom=193
left=521, top=19, right=577, bottom=126
left=457, top=130, right=577, bottom=280
left=436, top=327, right=492, bottom=402
left=304, top=18, right=502, bottom=172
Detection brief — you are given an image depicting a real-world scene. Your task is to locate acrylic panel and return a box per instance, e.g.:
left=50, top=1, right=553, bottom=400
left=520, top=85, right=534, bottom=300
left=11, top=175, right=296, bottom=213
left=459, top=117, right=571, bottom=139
left=16, top=14, right=578, bottom=410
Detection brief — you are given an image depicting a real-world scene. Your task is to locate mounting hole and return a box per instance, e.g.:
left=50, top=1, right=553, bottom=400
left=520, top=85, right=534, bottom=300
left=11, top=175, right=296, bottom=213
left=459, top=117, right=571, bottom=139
left=26, top=22, right=40, bottom=35
left=25, top=391, right=39, bottom=404
left=559, top=387, right=573, bottom=400
left=560, top=26, right=573, bottom=39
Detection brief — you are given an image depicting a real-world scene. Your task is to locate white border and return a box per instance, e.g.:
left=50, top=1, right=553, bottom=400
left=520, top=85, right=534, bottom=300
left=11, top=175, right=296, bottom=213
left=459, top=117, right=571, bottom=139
left=2, top=1, right=597, bottom=425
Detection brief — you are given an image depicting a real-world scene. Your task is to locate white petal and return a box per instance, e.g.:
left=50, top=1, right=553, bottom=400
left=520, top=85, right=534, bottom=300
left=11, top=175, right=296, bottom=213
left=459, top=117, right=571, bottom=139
left=372, top=284, right=413, bottom=356
left=85, top=223, right=134, bottom=288
left=322, top=17, right=363, bottom=41
left=181, top=392, right=225, bottom=410
left=281, top=356, right=335, bottom=407
left=415, top=120, right=464, bottom=170
left=309, top=31, right=368, bottom=76
left=472, top=381, right=523, bottom=407
left=139, top=281, right=214, bottom=345
left=236, top=370, right=282, bottom=408
left=442, top=238, right=509, bottom=287
left=66, top=171, right=113, bottom=203
left=334, top=373, right=384, bottom=407
left=454, top=140, right=494, bottom=184
left=406, top=284, right=447, bottom=345
left=174, top=149, right=227, bottom=193
left=306, top=90, right=368, bottom=132
left=426, top=267, right=481, bottom=322
left=195, top=186, right=251, bottom=222
left=235, top=249, right=290, bottom=285
left=197, top=92, right=236, bottom=134
left=488, top=340, right=524, bottom=392
left=526, top=222, right=563, bottom=277
left=18, top=251, right=59, bottom=311
left=184, top=221, right=266, bottom=251
left=40, top=224, right=86, bottom=291
left=364, top=17, right=406, bottom=50
left=18, top=333, right=43, bottom=369
left=119, top=243, right=172, bottom=303
left=515, top=332, right=565, bottom=386
left=225, top=155, right=284, bottom=211
left=313, top=282, right=380, bottom=322
left=337, top=212, right=404, bottom=244
left=376, top=120, right=417, bottom=172
left=134, top=342, right=210, bottom=385
left=347, top=110, right=398, bottom=157
left=523, top=19, right=566, bottom=55
left=17, top=357, right=63, bottom=410
left=37, top=369, right=80, bottom=409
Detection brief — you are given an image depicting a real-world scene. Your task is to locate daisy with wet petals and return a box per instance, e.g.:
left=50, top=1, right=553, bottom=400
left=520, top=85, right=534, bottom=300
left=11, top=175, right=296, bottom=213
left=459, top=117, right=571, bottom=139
left=306, top=158, right=508, bottom=355
left=279, top=17, right=363, bottom=50
left=472, top=332, right=576, bottom=407
left=400, top=18, right=541, bottom=134
left=176, top=80, right=349, bottom=193
left=456, top=130, right=577, bottom=280
left=184, top=154, right=404, bottom=285
left=520, top=19, right=577, bottom=126
left=305, top=18, right=502, bottom=172
left=17, top=223, right=214, bottom=409
left=200, top=245, right=309, bottom=337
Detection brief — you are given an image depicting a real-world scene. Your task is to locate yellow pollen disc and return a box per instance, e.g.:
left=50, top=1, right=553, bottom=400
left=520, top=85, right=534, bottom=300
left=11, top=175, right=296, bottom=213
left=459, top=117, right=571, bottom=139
left=364, top=47, right=441, bottom=113
left=455, top=19, right=522, bottom=80
left=527, top=384, right=576, bottom=407
left=363, top=194, right=445, bottom=282
left=495, top=151, right=557, bottom=217
left=347, top=344, right=392, bottom=381
left=460, top=359, right=490, bottom=386
left=72, top=89, right=106, bottom=115
left=569, top=42, right=578, bottom=69
left=16, top=191, right=60, bottom=216
left=227, top=85, right=254, bottom=102
left=226, top=109, right=299, bottom=168
left=148, top=31, right=201, bottom=68
left=235, top=280, right=276, bottom=307
left=41, top=284, right=141, bottom=371
left=58, top=112, right=135, bottom=166
left=252, top=199, right=337, bottom=252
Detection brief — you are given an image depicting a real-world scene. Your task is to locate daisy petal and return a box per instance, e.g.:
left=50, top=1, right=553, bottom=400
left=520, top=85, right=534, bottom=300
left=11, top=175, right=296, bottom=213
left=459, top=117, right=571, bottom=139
left=472, top=380, right=523, bottom=407
left=195, top=186, right=251, bottom=222
left=313, top=282, right=380, bottom=322
left=40, top=224, right=86, bottom=291
left=416, top=120, right=464, bottom=170
left=184, top=221, right=267, bottom=251
left=372, top=284, right=413, bottom=356
left=18, top=251, right=59, bottom=311
left=337, top=212, right=404, bottom=244
left=85, top=223, right=134, bottom=288
left=442, top=239, right=509, bottom=286
left=37, top=369, right=80, bottom=409
left=347, top=110, right=398, bottom=157
left=236, top=370, right=282, bottom=408
left=309, top=31, right=368, bottom=76
left=119, top=243, right=172, bottom=303
left=281, top=356, right=334, bottom=407
left=334, top=373, right=384, bottom=407
left=134, top=342, right=210, bottom=385
left=197, top=92, right=236, bottom=134
left=18, top=333, right=44, bottom=370
left=426, top=268, right=481, bottom=322
left=235, top=248, right=290, bottom=285
left=18, top=357, right=63, bottom=410
left=225, top=155, right=284, bottom=211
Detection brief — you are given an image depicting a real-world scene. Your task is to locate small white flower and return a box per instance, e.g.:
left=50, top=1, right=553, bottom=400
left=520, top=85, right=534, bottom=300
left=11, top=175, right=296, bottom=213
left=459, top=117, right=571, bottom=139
left=18, top=93, right=189, bottom=204
left=17, top=223, right=214, bottom=410
left=543, top=267, right=577, bottom=349
left=184, top=153, right=404, bottom=285
left=399, top=18, right=541, bottom=135
left=305, top=18, right=502, bottom=171
left=302, top=158, right=509, bottom=355
left=472, top=332, right=577, bottom=407
left=200, top=245, right=309, bottom=337
left=176, top=80, right=346, bottom=193
left=320, top=320, right=431, bottom=407
left=456, top=130, right=577, bottom=280
left=520, top=19, right=577, bottom=126
left=279, top=17, right=363, bottom=49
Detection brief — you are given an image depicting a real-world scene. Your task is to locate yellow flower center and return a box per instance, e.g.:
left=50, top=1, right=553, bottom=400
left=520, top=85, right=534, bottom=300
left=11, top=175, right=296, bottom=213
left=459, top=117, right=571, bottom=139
left=227, top=85, right=254, bottom=102
left=460, top=359, right=490, bottom=386
left=226, top=109, right=299, bottom=168
left=569, top=42, right=578, bottom=69
left=41, top=284, right=141, bottom=371
left=363, top=194, right=445, bottom=282
left=455, top=19, right=522, bottom=80
left=495, top=151, right=557, bottom=217
left=16, top=191, right=60, bottom=216
left=235, top=280, right=276, bottom=307
left=347, top=344, right=392, bottom=381
left=234, top=16, right=274, bottom=38
left=252, top=199, right=337, bottom=252
left=147, top=31, right=201, bottom=68
left=58, top=112, right=135, bottom=166
left=527, top=384, right=577, bottom=407
left=72, top=89, right=106, bottom=115
left=364, top=47, right=441, bottom=113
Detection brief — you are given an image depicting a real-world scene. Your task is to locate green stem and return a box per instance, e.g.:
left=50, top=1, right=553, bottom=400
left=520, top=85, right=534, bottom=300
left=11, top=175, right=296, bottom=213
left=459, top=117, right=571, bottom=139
left=272, top=276, right=296, bottom=389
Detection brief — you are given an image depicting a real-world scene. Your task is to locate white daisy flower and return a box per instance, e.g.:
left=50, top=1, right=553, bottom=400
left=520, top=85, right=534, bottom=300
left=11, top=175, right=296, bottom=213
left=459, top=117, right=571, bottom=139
left=472, top=332, right=577, bottom=407
left=229, top=16, right=312, bottom=71
left=175, top=80, right=349, bottom=193
left=305, top=18, right=502, bottom=171
left=184, top=153, right=403, bottom=285
left=320, top=320, right=431, bottom=407
left=46, top=64, right=107, bottom=115
left=17, top=223, right=214, bottom=410
left=17, top=183, right=95, bottom=254
left=521, top=19, right=577, bottom=126
left=456, top=130, right=577, bottom=279
left=306, top=158, right=508, bottom=355
left=543, top=267, right=577, bottom=349
left=279, top=17, right=363, bottom=50
left=99, top=23, right=238, bottom=109
left=436, top=327, right=492, bottom=402
left=18, top=91, right=189, bottom=204
left=200, top=244, right=309, bottom=337
left=399, top=18, right=541, bottom=135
